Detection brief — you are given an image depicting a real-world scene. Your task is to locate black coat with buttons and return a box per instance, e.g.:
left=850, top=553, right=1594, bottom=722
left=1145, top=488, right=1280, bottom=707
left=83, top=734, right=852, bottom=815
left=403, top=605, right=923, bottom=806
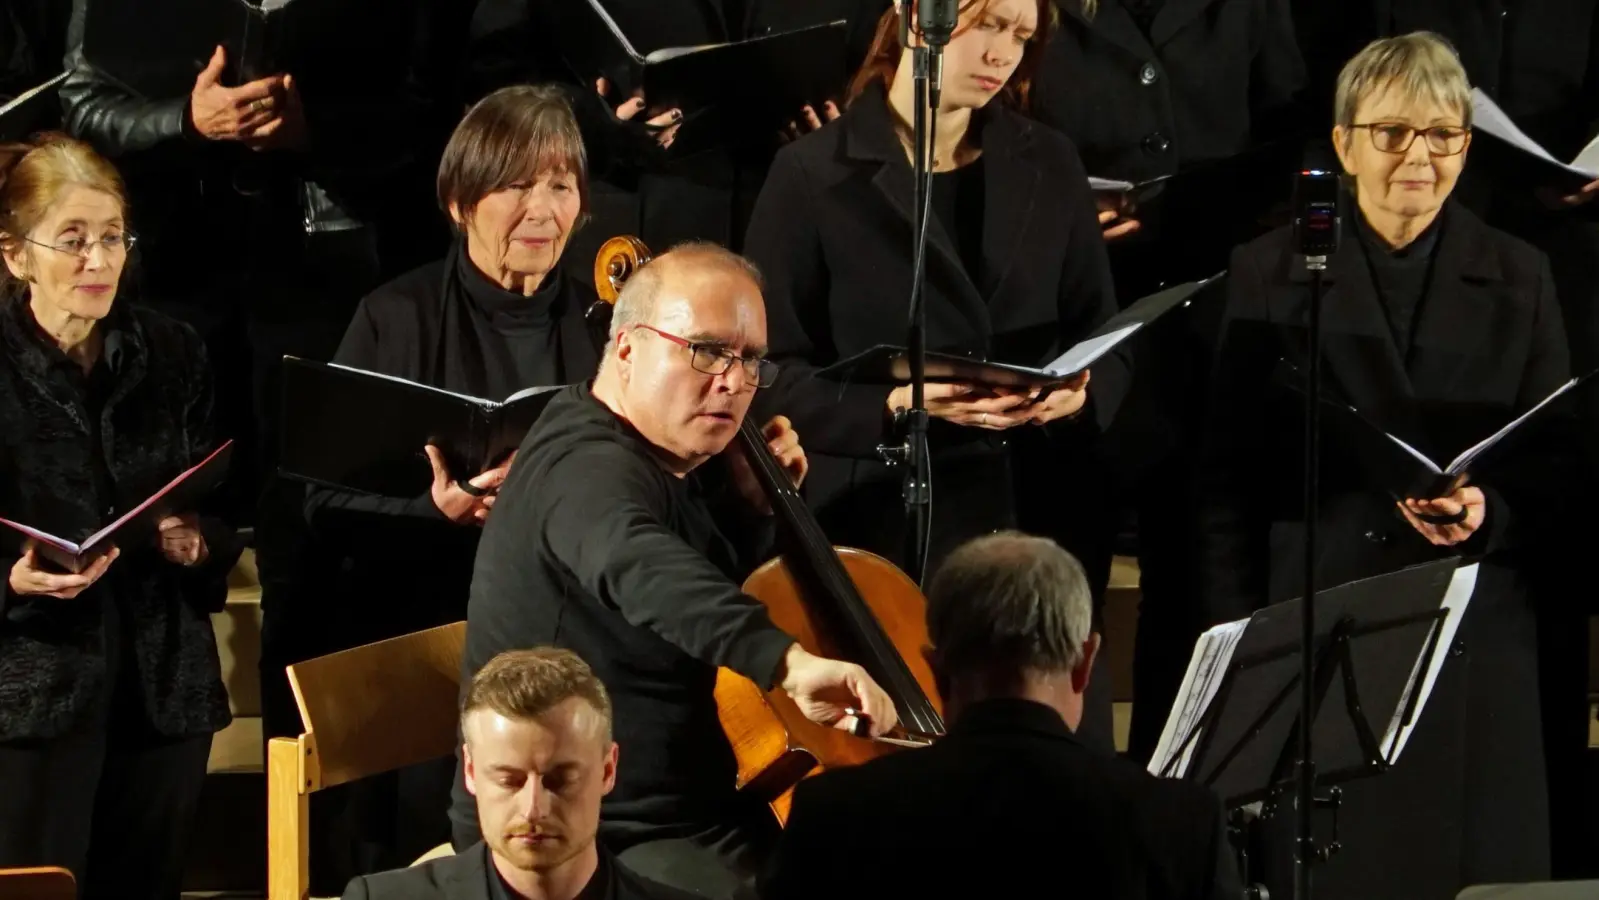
left=1195, top=201, right=1570, bottom=897
left=743, top=82, right=1132, bottom=575
left=0, top=297, right=240, bottom=742
left=1033, top=0, right=1308, bottom=291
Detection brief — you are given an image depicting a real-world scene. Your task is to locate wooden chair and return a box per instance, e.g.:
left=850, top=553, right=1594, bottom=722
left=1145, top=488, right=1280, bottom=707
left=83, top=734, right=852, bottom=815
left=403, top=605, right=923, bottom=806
left=267, top=621, right=467, bottom=900
left=0, top=867, right=74, bottom=900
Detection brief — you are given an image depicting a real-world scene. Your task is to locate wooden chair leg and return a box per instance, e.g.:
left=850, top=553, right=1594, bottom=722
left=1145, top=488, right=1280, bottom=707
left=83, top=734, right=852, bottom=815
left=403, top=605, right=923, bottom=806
left=267, top=737, right=311, bottom=900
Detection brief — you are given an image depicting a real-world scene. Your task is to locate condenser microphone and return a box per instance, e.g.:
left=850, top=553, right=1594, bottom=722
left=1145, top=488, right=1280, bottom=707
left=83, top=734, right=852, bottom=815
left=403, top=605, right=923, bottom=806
left=919, top=0, right=959, bottom=46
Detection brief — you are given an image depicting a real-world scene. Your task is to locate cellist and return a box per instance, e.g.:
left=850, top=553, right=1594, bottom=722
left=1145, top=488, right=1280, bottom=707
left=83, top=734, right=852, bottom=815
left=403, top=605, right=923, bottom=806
left=449, top=242, right=897, bottom=900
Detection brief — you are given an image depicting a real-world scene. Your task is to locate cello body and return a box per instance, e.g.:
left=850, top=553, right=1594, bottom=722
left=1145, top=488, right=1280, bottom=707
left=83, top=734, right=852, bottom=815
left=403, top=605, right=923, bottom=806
left=720, top=549, right=941, bottom=823
left=591, top=237, right=944, bottom=825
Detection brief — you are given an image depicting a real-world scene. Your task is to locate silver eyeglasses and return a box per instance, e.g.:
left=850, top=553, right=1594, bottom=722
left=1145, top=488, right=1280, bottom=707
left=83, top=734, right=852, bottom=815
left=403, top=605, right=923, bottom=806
left=24, top=233, right=138, bottom=259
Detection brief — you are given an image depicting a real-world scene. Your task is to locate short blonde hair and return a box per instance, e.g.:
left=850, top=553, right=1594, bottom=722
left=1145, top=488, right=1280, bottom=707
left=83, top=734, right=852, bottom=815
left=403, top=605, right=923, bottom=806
left=0, top=133, right=127, bottom=299
left=462, top=648, right=613, bottom=742
left=1334, top=32, right=1472, bottom=135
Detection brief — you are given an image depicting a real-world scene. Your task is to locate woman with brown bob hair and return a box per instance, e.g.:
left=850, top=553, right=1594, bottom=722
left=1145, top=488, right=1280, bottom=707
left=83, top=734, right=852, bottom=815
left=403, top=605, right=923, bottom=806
left=0, top=133, right=240, bottom=899
left=743, top=0, right=1128, bottom=753
left=269, top=85, right=607, bottom=882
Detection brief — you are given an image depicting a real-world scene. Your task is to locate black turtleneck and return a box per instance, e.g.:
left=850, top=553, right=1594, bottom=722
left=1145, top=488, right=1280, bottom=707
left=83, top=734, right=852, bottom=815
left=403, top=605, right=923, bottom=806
left=456, top=247, right=565, bottom=400
left=1355, top=208, right=1442, bottom=359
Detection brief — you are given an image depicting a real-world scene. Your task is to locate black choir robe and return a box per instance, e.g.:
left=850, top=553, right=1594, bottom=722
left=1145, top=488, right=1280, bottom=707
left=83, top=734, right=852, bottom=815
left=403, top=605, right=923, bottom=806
left=1197, top=200, right=1573, bottom=899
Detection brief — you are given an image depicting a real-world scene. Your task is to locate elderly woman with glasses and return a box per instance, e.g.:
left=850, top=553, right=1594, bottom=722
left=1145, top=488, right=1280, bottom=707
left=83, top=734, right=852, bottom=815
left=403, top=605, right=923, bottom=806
left=0, top=133, right=241, bottom=899
left=1195, top=32, right=1574, bottom=899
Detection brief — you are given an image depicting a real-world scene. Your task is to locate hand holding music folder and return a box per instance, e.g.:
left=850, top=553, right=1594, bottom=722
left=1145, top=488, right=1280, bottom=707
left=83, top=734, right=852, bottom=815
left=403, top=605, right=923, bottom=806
left=0, top=441, right=234, bottom=574
left=815, top=276, right=1217, bottom=389
left=1277, top=363, right=1596, bottom=502
left=1149, top=558, right=1476, bottom=808
left=277, top=358, right=564, bottom=497
left=544, top=0, right=849, bottom=154
left=82, top=0, right=309, bottom=97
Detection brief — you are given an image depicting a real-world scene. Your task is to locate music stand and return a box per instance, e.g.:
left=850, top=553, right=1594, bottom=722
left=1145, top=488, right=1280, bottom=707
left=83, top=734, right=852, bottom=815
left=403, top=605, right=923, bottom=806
left=1158, top=558, right=1464, bottom=819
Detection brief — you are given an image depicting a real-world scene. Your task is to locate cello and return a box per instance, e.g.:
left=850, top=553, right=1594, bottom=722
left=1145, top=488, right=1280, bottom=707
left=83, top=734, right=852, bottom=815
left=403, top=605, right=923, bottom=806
left=590, top=236, right=945, bottom=823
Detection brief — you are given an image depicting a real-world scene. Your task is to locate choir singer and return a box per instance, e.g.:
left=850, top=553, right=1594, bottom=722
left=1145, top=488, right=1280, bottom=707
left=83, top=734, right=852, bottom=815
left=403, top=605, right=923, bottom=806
left=0, top=134, right=241, bottom=900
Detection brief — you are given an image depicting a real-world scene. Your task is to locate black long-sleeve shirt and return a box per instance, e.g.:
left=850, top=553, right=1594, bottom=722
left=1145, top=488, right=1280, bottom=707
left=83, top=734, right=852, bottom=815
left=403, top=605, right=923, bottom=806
left=449, top=382, right=795, bottom=847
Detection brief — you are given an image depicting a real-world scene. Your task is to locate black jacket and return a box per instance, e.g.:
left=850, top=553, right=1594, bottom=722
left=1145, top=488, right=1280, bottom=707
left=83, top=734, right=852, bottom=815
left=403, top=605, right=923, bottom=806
left=0, top=298, right=240, bottom=741
left=450, top=383, right=793, bottom=849
left=758, top=698, right=1240, bottom=900
left=1195, top=201, right=1566, bottom=896
left=743, top=82, right=1130, bottom=571
left=340, top=842, right=701, bottom=900
left=1034, top=0, right=1307, bottom=293
left=58, top=0, right=455, bottom=302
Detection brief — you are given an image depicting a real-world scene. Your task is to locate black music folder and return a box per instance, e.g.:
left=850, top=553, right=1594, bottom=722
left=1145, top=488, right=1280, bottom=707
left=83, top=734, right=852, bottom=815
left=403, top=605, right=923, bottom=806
left=1278, top=363, right=1594, bottom=501
left=817, top=276, right=1217, bottom=389
left=1149, top=558, right=1473, bottom=807
left=0, top=441, right=234, bottom=573
left=1471, top=88, right=1599, bottom=193
left=0, top=72, right=68, bottom=141
left=278, top=358, right=564, bottom=496
left=82, top=0, right=310, bottom=96
left=545, top=0, right=848, bottom=153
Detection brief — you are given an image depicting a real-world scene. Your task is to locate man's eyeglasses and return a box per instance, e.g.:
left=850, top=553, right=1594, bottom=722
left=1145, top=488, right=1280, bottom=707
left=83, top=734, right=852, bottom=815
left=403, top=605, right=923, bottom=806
left=633, top=324, right=779, bottom=388
left=24, top=233, right=138, bottom=259
left=1350, top=123, right=1471, bottom=157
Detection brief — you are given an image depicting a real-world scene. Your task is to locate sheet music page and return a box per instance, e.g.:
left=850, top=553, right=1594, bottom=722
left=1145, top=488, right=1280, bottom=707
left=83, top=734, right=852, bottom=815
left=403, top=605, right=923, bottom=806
left=1044, top=323, right=1141, bottom=377
left=1088, top=176, right=1134, bottom=192
left=1472, top=89, right=1599, bottom=179
left=0, top=72, right=67, bottom=118
left=1149, top=619, right=1248, bottom=779
left=1382, top=430, right=1443, bottom=474
left=1446, top=377, right=1579, bottom=474
left=1379, top=563, right=1479, bottom=762
left=326, top=363, right=496, bottom=408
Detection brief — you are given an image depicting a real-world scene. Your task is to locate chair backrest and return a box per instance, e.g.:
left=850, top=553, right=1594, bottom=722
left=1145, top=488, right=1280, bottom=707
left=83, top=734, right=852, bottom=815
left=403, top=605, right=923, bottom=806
left=268, top=621, right=467, bottom=900
left=288, top=620, right=468, bottom=790
left=0, top=867, right=75, bottom=900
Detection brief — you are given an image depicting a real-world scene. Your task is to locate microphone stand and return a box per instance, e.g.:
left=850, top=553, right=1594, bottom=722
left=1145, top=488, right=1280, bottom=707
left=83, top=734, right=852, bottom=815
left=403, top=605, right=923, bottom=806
left=889, top=24, right=946, bottom=584
left=1297, top=253, right=1328, bottom=900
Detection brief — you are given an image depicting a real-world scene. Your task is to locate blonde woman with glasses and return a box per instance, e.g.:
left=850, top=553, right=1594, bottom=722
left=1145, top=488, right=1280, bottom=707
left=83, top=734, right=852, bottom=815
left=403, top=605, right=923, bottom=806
left=1195, top=32, right=1573, bottom=899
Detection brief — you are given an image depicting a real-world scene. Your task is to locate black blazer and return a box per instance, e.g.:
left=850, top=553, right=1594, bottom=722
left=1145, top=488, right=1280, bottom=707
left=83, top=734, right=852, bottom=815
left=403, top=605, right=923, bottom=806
left=0, top=298, right=240, bottom=741
left=1194, top=201, right=1567, bottom=895
left=743, top=83, right=1130, bottom=566
left=758, top=698, right=1239, bottom=900
left=340, top=842, right=700, bottom=900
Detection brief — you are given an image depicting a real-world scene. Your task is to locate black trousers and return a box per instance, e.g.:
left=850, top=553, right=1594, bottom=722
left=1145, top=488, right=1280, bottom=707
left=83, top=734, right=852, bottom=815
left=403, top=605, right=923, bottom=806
left=0, top=725, right=212, bottom=900
left=614, top=819, right=776, bottom=900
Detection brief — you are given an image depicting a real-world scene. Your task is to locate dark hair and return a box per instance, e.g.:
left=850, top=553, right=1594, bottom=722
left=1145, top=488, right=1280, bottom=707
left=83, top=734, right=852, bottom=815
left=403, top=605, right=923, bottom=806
left=847, top=0, right=1061, bottom=114
left=0, top=133, right=127, bottom=299
left=436, top=84, right=590, bottom=229
left=462, top=647, right=613, bottom=742
left=925, top=531, right=1093, bottom=677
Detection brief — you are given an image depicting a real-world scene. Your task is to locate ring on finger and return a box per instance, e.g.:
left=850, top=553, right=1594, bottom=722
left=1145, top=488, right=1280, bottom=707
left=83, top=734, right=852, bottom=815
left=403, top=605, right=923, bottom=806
left=979, top=412, right=990, bottom=426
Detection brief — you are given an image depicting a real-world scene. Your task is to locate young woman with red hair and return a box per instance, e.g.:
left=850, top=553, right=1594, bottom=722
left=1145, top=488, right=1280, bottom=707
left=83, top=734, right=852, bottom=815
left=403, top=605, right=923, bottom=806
left=743, top=0, right=1126, bottom=754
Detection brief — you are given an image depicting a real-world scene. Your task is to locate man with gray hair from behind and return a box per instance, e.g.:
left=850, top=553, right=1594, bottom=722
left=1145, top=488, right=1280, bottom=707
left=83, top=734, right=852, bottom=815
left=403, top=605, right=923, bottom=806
left=759, top=531, right=1244, bottom=900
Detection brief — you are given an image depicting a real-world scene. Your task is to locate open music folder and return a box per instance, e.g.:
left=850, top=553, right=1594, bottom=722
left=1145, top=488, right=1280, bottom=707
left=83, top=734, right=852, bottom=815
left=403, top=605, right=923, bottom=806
left=278, top=358, right=564, bottom=496
left=816, top=276, right=1218, bottom=389
left=1470, top=88, right=1599, bottom=193
left=544, top=0, right=848, bottom=154
left=1278, top=363, right=1595, bottom=501
left=0, top=441, right=234, bottom=574
left=1149, top=559, right=1476, bottom=806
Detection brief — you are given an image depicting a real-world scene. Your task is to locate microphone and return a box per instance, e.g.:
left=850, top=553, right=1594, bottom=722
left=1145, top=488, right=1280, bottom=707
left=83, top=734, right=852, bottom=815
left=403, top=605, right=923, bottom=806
left=918, top=0, right=959, bottom=46
left=1292, top=169, right=1341, bottom=260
